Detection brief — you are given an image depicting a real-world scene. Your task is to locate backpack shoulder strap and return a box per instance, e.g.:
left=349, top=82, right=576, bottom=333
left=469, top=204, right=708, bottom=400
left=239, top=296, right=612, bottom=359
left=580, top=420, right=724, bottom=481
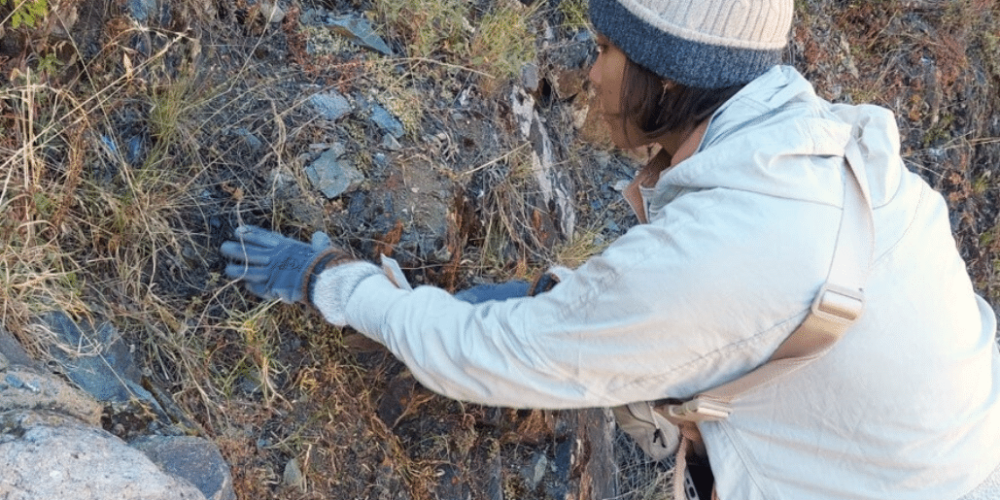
left=663, top=135, right=876, bottom=424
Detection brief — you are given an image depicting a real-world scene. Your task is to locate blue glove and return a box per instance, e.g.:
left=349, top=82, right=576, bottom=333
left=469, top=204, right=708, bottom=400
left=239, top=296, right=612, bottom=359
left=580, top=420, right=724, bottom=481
left=220, top=225, right=354, bottom=304
left=454, top=273, right=560, bottom=304
left=454, top=281, right=531, bottom=303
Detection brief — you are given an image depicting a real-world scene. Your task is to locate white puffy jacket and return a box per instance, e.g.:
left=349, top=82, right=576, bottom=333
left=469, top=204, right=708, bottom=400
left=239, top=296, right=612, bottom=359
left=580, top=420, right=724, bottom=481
left=315, top=65, right=1000, bottom=500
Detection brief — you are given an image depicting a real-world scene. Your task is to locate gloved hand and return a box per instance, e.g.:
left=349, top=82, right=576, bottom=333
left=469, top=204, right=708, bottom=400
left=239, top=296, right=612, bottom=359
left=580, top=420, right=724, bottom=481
left=454, top=272, right=561, bottom=304
left=220, top=225, right=354, bottom=304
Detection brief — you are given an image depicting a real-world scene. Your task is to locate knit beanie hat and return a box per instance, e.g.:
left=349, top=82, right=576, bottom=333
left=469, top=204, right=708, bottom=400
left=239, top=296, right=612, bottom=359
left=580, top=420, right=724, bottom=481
left=588, top=0, right=794, bottom=89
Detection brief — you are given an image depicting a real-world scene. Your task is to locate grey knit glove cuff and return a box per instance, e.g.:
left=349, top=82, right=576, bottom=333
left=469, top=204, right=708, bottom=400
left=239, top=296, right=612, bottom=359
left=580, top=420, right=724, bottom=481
left=311, top=261, right=382, bottom=326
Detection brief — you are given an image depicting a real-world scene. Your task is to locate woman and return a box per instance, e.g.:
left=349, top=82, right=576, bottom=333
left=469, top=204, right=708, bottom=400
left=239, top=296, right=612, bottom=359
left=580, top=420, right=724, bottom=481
left=221, top=0, right=1000, bottom=498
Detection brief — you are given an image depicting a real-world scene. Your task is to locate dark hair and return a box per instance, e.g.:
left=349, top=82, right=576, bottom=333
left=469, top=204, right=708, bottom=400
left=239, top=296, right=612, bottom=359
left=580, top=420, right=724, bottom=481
left=620, top=58, right=745, bottom=144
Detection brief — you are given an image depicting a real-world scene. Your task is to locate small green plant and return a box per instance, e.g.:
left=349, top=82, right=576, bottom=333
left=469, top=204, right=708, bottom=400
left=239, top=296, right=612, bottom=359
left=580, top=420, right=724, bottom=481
left=469, top=1, right=538, bottom=89
left=1, top=0, right=48, bottom=29
left=558, top=0, right=589, bottom=31
left=375, top=0, right=471, bottom=60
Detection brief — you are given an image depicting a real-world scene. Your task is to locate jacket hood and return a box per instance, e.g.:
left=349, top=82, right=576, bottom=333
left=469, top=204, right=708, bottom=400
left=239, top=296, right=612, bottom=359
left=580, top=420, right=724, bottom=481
left=646, top=65, right=905, bottom=218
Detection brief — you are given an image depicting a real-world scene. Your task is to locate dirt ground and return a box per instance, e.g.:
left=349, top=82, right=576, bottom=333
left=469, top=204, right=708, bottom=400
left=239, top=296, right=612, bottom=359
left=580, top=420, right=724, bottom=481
left=1, top=0, right=999, bottom=499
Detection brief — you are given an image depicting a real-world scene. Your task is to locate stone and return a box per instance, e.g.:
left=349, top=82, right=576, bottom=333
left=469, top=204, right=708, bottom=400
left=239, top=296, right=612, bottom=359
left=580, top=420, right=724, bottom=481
left=258, top=1, right=285, bottom=23
left=0, top=366, right=103, bottom=426
left=305, top=147, right=365, bottom=199
left=548, top=29, right=596, bottom=70
left=522, top=452, right=548, bottom=489
left=368, top=102, right=405, bottom=139
left=131, top=436, right=235, bottom=500
left=232, top=128, right=262, bottom=153
left=521, top=62, right=540, bottom=93
left=380, top=134, right=401, bottom=151
left=35, top=311, right=157, bottom=406
left=0, top=411, right=207, bottom=500
left=310, top=91, right=352, bottom=121
left=0, top=326, right=37, bottom=369
left=283, top=457, right=306, bottom=492
left=127, top=135, right=145, bottom=165
left=510, top=87, right=577, bottom=239
left=325, top=15, right=394, bottom=56
left=129, top=0, right=158, bottom=23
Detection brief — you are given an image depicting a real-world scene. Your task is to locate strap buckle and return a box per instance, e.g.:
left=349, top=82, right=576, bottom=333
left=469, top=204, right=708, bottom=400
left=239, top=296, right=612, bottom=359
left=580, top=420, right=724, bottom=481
left=811, top=283, right=865, bottom=324
left=665, top=398, right=732, bottom=423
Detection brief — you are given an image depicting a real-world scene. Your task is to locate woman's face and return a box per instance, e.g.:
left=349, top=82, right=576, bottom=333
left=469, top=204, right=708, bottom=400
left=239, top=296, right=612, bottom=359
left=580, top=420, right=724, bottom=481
left=588, top=34, right=650, bottom=150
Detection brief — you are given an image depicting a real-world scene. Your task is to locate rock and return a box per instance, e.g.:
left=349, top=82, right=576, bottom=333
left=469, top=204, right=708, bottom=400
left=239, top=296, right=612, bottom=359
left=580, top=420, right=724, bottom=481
left=0, top=366, right=103, bottom=426
left=0, top=326, right=37, bottom=369
left=551, top=66, right=590, bottom=100
left=36, top=311, right=157, bottom=406
left=258, top=1, right=284, bottom=23
left=232, top=128, right=262, bottom=153
left=521, top=62, right=540, bottom=93
left=0, top=411, right=207, bottom=500
left=130, top=435, right=235, bottom=500
left=129, top=0, right=158, bottom=23
left=522, top=452, right=548, bottom=489
left=310, top=91, right=352, bottom=121
left=305, top=147, right=365, bottom=199
left=380, top=134, right=402, bottom=151
left=510, top=87, right=577, bottom=239
left=325, top=15, right=394, bottom=56
left=548, top=30, right=596, bottom=70
left=269, top=168, right=325, bottom=225
left=368, top=102, right=405, bottom=139
left=283, top=457, right=306, bottom=492
left=127, top=135, right=145, bottom=165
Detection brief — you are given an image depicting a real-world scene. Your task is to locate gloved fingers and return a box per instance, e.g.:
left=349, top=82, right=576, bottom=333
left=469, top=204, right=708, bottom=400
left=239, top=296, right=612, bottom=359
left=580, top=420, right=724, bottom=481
left=258, top=272, right=301, bottom=303
left=455, top=281, right=530, bottom=304
left=233, top=225, right=288, bottom=249
left=224, top=263, right=270, bottom=283
left=219, top=241, right=273, bottom=265
left=311, top=231, right=332, bottom=250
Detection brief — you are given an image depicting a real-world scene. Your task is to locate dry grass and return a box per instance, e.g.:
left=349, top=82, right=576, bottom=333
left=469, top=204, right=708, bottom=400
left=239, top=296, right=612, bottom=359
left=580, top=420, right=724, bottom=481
left=0, top=2, right=586, bottom=499
left=6, top=1, right=997, bottom=499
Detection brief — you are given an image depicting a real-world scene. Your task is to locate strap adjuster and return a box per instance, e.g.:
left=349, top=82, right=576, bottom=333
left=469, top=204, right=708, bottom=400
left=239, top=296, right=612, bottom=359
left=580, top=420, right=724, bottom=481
left=811, top=283, right=864, bottom=323
left=665, top=398, right=732, bottom=423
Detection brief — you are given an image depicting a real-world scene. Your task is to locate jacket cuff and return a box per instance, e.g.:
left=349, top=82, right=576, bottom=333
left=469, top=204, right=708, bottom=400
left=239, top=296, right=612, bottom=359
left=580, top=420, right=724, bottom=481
left=312, top=261, right=381, bottom=326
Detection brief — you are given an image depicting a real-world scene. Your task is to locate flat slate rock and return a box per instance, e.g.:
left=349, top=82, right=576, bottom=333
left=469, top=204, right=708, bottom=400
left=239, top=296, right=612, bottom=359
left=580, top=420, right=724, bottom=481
left=131, top=435, right=236, bottom=500
left=310, top=91, right=352, bottom=121
left=305, top=147, right=364, bottom=199
left=37, top=311, right=156, bottom=405
left=0, top=326, right=37, bottom=369
left=0, top=365, right=102, bottom=426
left=0, top=410, right=207, bottom=500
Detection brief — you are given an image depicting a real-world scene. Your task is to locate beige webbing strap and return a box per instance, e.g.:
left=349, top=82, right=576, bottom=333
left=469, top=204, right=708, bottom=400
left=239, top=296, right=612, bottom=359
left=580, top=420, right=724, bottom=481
left=662, top=137, right=876, bottom=499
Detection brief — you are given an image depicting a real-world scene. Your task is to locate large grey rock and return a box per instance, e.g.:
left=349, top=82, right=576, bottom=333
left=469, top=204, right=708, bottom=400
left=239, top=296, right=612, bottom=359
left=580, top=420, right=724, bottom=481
left=305, top=146, right=364, bottom=199
left=367, top=102, right=405, bottom=139
left=324, top=15, right=394, bottom=56
left=131, top=436, right=236, bottom=500
left=310, top=91, right=352, bottom=121
left=129, top=0, right=157, bottom=23
left=0, top=365, right=102, bottom=426
left=36, top=311, right=156, bottom=405
left=0, top=410, right=207, bottom=500
left=0, top=327, right=37, bottom=369
left=510, top=86, right=577, bottom=239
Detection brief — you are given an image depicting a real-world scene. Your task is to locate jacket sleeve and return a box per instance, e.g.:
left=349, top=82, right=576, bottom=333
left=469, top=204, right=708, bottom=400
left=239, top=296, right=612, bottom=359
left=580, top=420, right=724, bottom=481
left=319, top=190, right=837, bottom=409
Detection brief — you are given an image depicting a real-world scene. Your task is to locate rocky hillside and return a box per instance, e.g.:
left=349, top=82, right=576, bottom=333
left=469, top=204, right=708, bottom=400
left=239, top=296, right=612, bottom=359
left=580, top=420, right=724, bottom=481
left=0, top=0, right=998, bottom=499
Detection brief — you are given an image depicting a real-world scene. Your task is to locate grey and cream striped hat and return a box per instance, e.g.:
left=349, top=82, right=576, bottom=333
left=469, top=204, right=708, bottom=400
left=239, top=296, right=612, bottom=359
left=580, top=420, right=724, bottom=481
left=588, top=0, right=794, bottom=89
